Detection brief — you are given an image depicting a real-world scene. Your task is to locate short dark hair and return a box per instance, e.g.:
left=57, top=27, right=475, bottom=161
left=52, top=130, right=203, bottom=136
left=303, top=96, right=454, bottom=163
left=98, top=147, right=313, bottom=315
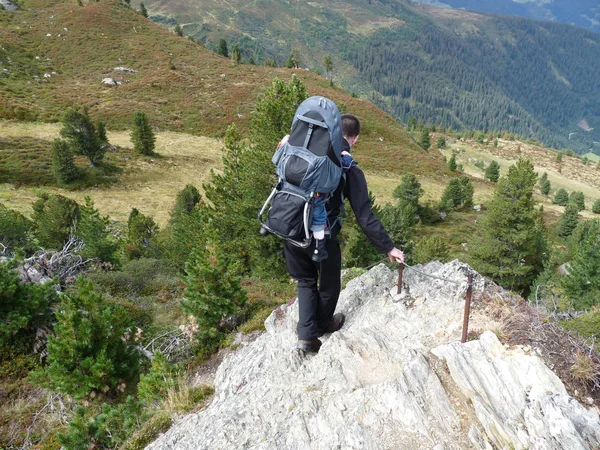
left=341, top=114, right=360, bottom=139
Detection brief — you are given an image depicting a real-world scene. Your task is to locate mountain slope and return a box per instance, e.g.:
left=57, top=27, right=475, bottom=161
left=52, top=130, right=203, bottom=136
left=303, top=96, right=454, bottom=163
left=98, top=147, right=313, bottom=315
left=0, top=0, right=446, bottom=177
left=411, top=0, right=600, bottom=32
left=136, top=0, right=600, bottom=154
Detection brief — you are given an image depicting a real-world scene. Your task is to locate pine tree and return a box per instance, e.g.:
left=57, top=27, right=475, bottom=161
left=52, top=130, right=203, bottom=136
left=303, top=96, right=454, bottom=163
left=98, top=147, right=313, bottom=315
left=552, top=188, right=569, bottom=206
left=174, top=24, right=183, bottom=37
left=593, top=199, right=600, bottom=214
left=569, top=191, right=585, bottom=211
left=32, top=194, right=79, bottom=250
left=471, top=158, right=547, bottom=292
left=439, top=178, right=463, bottom=210
left=126, top=209, right=159, bottom=260
left=170, top=184, right=201, bottom=222
left=448, top=153, right=457, bottom=171
left=32, top=279, right=140, bottom=399
left=181, top=234, right=246, bottom=354
left=393, top=173, right=423, bottom=209
left=436, top=136, right=446, bottom=148
left=130, top=111, right=156, bottom=155
left=556, top=203, right=579, bottom=238
left=139, top=1, right=148, bottom=17
left=323, top=55, right=333, bottom=79
left=0, top=261, right=58, bottom=346
left=560, top=220, right=600, bottom=310
left=51, top=139, right=78, bottom=184
left=75, top=197, right=119, bottom=265
left=419, top=128, right=431, bottom=150
left=539, top=171, right=548, bottom=185
left=540, top=179, right=551, bottom=196
left=231, top=45, right=241, bottom=64
left=459, top=176, right=474, bottom=208
left=485, top=160, right=500, bottom=182
left=60, top=109, right=105, bottom=166
left=345, top=193, right=385, bottom=268
left=217, top=39, right=229, bottom=58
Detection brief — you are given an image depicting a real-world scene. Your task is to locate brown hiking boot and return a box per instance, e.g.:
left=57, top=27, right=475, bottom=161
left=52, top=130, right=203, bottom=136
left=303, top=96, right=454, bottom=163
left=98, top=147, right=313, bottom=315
left=319, top=313, right=345, bottom=336
left=296, top=339, right=322, bottom=354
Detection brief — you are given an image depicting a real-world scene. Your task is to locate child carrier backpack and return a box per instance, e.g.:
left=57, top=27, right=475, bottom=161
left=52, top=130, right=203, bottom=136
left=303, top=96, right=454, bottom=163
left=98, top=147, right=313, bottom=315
left=258, top=96, right=343, bottom=248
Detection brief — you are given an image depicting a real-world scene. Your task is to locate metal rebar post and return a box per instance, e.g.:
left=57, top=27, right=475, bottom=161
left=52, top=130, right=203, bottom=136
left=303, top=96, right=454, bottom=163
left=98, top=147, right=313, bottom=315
left=461, top=272, right=474, bottom=343
left=397, top=262, right=404, bottom=295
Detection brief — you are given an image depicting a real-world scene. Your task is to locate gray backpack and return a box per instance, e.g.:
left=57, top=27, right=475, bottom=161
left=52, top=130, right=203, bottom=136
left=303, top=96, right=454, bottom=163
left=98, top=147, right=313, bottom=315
left=258, top=96, right=343, bottom=247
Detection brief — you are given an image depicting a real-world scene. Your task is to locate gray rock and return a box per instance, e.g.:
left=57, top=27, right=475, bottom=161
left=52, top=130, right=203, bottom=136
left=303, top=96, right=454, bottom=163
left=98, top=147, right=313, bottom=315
left=147, top=262, right=600, bottom=450
left=101, top=77, right=117, bottom=86
left=113, top=66, right=138, bottom=73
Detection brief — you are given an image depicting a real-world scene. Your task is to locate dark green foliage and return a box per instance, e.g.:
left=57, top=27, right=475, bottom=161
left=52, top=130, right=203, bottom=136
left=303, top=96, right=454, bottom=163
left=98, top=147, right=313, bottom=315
left=0, top=261, right=58, bottom=346
left=553, top=188, right=569, bottom=206
left=539, top=171, right=548, bottom=184
left=96, top=121, right=108, bottom=144
left=561, top=309, right=600, bottom=341
left=407, top=117, right=417, bottom=131
left=569, top=191, right=585, bottom=211
left=593, top=199, right=600, bottom=214
left=475, top=131, right=485, bottom=144
left=204, top=76, right=307, bottom=277
left=323, top=54, right=333, bottom=78
left=418, top=128, right=430, bottom=150
left=344, top=194, right=384, bottom=268
left=556, top=203, right=579, bottom=238
left=140, top=2, right=148, bottom=18
left=51, top=139, right=78, bottom=184
left=231, top=44, right=241, bottom=63
left=217, top=38, right=229, bottom=58
left=448, top=153, right=457, bottom=171
left=174, top=24, right=183, bottom=37
left=393, top=173, right=423, bottom=209
left=284, top=53, right=297, bottom=68
left=556, top=152, right=563, bottom=163
left=380, top=202, right=417, bottom=251
left=75, top=196, right=120, bottom=265
left=31, top=193, right=79, bottom=250
left=60, top=109, right=105, bottom=166
left=138, top=353, right=181, bottom=406
left=560, top=220, right=600, bottom=310
left=126, top=209, right=159, bottom=260
left=540, top=179, right=551, bottom=196
left=436, top=136, right=446, bottom=148
left=0, top=204, right=32, bottom=252
left=485, top=160, right=500, bottom=183
left=181, top=237, right=247, bottom=355
left=413, top=235, right=449, bottom=264
left=32, top=279, right=140, bottom=399
left=440, top=176, right=474, bottom=211
left=59, top=397, right=143, bottom=450
left=130, top=112, right=156, bottom=156
left=170, top=184, right=201, bottom=223
left=471, top=158, right=547, bottom=292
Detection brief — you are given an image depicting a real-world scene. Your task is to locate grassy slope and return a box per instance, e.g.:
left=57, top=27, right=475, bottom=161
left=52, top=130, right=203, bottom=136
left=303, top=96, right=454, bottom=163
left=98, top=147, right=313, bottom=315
left=0, top=0, right=448, bottom=225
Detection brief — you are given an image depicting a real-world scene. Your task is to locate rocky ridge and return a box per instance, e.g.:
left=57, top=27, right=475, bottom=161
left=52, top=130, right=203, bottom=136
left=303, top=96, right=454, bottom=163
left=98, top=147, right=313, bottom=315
left=147, top=261, right=600, bottom=450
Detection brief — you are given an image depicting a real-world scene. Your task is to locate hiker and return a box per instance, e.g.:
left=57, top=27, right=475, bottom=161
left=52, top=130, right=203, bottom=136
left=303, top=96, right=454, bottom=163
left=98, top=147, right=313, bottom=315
left=285, top=113, right=405, bottom=353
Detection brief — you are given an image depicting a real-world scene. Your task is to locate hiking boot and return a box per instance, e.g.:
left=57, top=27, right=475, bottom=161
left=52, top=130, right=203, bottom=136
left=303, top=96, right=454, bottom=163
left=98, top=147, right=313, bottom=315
left=296, top=339, right=322, bottom=354
left=319, top=313, right=345, bottom=337
left=311, top=239, right=328, bottom=262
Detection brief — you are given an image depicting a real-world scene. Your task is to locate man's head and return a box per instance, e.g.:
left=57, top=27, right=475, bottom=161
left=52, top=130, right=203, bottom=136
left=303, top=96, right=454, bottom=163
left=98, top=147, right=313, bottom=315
left=341, top=114, right=360, bottom=147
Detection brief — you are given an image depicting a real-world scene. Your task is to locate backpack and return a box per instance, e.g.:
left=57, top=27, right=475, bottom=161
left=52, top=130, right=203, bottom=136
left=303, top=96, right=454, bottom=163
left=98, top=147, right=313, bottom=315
left=258, top=96, right=343, bottom=248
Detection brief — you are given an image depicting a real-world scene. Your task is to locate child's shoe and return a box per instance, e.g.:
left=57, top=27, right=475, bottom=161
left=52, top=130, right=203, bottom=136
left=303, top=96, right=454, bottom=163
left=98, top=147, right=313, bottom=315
left=312, top=238, right=328, bottom=262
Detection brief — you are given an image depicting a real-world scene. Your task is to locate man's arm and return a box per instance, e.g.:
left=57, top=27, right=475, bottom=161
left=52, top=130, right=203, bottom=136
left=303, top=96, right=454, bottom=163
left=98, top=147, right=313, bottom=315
left=346, top=166, right=396, bottom=254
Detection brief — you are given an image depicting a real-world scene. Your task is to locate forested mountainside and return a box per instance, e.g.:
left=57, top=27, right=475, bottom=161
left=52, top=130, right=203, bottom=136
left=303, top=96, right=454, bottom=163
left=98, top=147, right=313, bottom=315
left=140, top=0, right=600, bottom=154
left=411, top=0, right=600, bottom=32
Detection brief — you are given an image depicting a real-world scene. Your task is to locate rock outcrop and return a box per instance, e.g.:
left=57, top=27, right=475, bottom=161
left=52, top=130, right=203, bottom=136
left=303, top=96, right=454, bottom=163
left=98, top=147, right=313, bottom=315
left=147, top=261, right=600, bottom=450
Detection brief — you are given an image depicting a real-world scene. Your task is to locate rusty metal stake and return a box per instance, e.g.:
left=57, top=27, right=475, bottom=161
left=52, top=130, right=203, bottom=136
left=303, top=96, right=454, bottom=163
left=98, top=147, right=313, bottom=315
left=397, top=262, right=404, bottom=295
left=461, top=272, right=474, bottom=343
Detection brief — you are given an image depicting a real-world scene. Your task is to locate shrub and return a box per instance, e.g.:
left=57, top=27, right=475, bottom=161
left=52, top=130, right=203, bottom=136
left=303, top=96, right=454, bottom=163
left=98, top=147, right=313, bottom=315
left=556, top=203, right=579, bottom=238
left=60, top=109, right=105, bottom=166
left=31, top=193, right=79, bottom=250
left=447, top=153, right=457, bottom=171
left=0, top=261, right=58, bottom=346
left=392, top=174, right=422, bottom=209
left=0, top=204, right=33, bottom=253
left=138, top=352, right=181, bottom=406
left=418, top=129, right=430, bottom=150
left=31, top=279, right=140, bottom=399
left=75, top=197, right=120, bottom=265
left=540, top=179, right=551, bottom=196
left=593, top=199, right=600, bottom=214
left=436, top=136, right=446, bottom=148
left=484, top=160, right=500, bottom=183
left=561, top=309, right=600, bottom=341
left=413, top=235, right=449, bottom=264
left=126, top=208, right=159, bottom=259
left=439, top=176, right=474, bottom=211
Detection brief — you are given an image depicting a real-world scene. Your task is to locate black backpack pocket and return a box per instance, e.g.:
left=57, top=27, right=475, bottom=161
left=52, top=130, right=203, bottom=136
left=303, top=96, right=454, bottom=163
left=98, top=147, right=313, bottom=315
left=266, top=190, right=312, bottom=240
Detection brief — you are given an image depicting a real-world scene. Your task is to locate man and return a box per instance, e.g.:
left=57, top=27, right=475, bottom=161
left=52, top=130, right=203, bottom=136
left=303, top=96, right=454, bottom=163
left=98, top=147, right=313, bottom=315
left=284, top=113, right=405, bottom=353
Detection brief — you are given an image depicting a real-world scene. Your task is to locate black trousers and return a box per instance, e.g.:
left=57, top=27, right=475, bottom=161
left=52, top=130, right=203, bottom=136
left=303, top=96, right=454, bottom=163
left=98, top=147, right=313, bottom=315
left=283, top=238, right=342, bottom=340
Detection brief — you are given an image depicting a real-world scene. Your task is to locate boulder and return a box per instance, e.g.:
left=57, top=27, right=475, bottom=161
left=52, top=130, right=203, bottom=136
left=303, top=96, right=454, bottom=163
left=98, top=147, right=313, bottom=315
left=147, top=262, right=600, bottom=450
left=101, top=77, right=117, bottom=86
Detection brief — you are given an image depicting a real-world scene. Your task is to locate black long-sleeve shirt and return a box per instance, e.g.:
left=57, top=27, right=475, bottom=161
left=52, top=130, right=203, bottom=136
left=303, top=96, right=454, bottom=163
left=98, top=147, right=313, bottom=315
left=326, top=139, right=395, bottom=254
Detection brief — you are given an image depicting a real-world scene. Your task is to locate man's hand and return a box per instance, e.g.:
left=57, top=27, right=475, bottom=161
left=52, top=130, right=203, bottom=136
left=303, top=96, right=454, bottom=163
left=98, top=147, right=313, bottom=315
left=387, top=247, right=404, bottom=263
